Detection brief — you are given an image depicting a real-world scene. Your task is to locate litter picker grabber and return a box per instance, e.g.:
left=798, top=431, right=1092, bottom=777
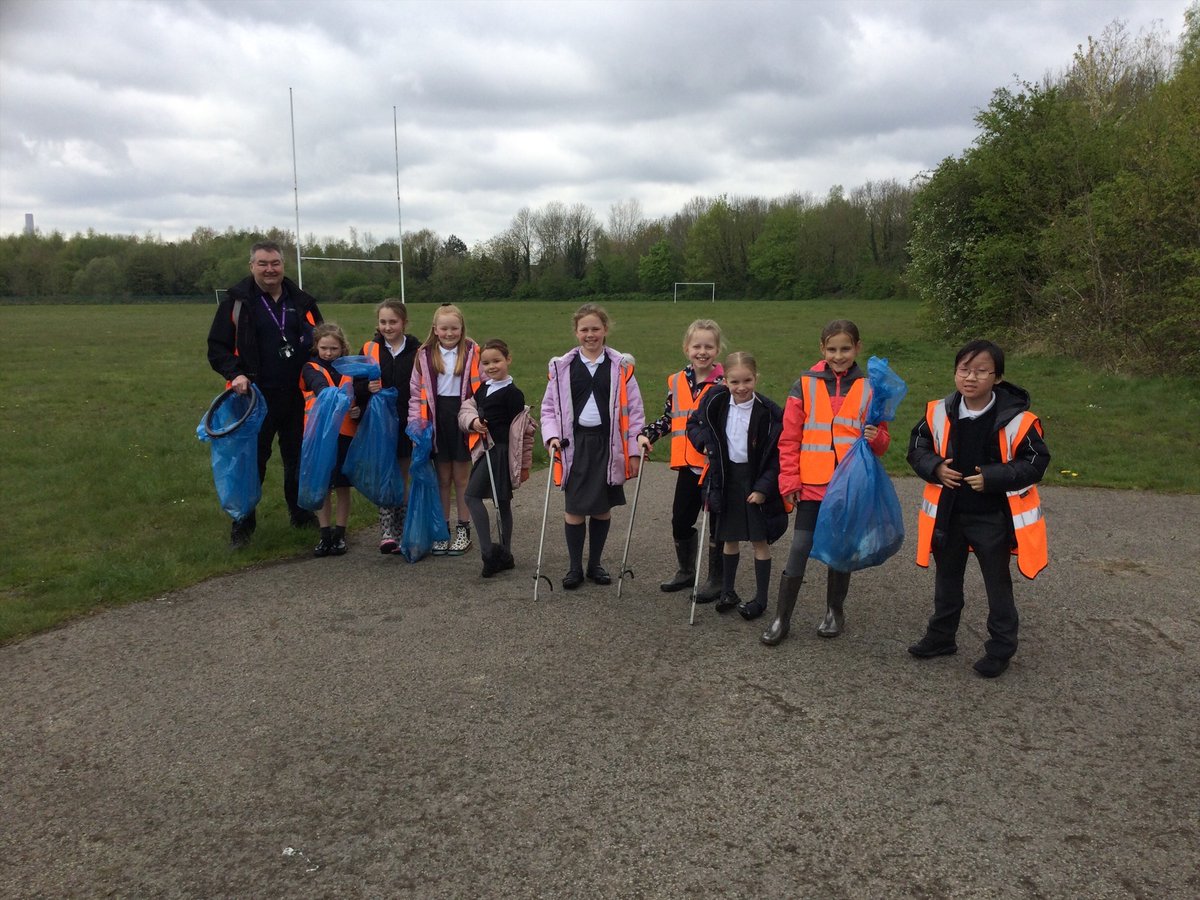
left=533, top=443, right=563, bottom=601
left=689, top=504, right=709, bottom=626
left=482, top=432, right=503, bottom=542
left=616, top=446, right=649, bottom=599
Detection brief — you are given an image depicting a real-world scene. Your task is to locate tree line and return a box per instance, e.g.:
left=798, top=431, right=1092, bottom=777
left=0, top=180, right=915, bottom=306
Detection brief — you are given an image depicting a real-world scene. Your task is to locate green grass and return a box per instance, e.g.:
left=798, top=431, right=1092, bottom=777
left=2, top=300, right=1197, bottom=643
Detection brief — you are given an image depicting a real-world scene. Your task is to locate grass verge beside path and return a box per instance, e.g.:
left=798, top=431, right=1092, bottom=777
left=2, top=300, right=1197, bottom=642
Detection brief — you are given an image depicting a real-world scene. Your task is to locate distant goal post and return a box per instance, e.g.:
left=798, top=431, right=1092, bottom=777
left=673, top=282, right=715, bottom=303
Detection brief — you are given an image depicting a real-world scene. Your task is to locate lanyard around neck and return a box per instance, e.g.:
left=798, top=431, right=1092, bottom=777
left=260, top=293, right=288, bottom=336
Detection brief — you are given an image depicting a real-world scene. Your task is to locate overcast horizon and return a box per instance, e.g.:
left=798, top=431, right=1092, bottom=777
left=0, top=0, right=1189, bottom=247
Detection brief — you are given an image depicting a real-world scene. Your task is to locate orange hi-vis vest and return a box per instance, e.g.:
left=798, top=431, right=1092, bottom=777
left=797, top=375, right=870, bottom=486
left=915, top=399, right=1048, bottom=579
left=668, top=372, right=715, bottom=470
left=550, top=357, right=636, bottom=487
left=301, top=363, right=357, bottom=438
left=416, top=344, right=482, bottom=447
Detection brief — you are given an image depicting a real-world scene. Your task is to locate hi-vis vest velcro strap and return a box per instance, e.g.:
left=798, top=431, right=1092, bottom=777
left=668, top=372, right=708, bottom=470
left=796, top=375, right=870, bottom=486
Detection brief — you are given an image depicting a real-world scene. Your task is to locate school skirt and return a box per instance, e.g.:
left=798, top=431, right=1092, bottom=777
left=564, top=426, right=626, bottom=517
left=465, top=442, right=513, bottom=503
left=434, top=396, right=471, bottom=462
left=714, top=462, right=769, bottom=542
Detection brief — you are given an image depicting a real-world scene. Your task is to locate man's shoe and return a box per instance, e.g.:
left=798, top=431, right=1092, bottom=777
left=973, top=655, right=1010, bottom=678
left=229, top=514, right=255, bottom=550
left=290, top=509, right=317, bottom=529
left=563, top=569, right=585, bottom=590
left=586, top=565, right=611, bottom=585
left=907, top=636, right=958, bottom=658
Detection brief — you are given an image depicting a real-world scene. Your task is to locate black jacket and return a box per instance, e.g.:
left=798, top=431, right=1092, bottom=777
left=907, top=380, right=1050, bottom=535
left=207, top=275, right=322, bottom=385
left=354, top=333, right=418, bottom=409
left=687, top=386, right=788, bottom=541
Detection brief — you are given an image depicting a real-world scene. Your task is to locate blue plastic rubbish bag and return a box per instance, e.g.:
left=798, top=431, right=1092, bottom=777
left=866, top=355, right=907, bottom=425
left=197, top=385, right=268, bottom=520
left=297, top=383, right=352, bottom=510
left=343, top=387, right=406, bottom=507
left=332, top=355, right=381, bottom=381
left=811, top=438, right=905, bottom=571
left=400, top=420, right=449, bottom=563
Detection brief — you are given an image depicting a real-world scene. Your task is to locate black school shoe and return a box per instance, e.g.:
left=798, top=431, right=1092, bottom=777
left=973, top=655, right=1011, bottom=678
left=481, top=547, right=501, bottom=578
left=314, top=527, right=333, bottom=558
left=738, top=597, right=768, bottom=621
left=715, top=591, right=741, bottom=614
left=563, top=569, right=585, bottom=590
left=586, top=565, right=611, bottom=586
left=907, top=635, right=958, bottom=658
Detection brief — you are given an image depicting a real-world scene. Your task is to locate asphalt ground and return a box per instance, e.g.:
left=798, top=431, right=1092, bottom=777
left=2, top=471, right=1198, bottom=899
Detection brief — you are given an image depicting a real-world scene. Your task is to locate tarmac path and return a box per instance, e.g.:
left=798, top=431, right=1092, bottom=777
left=2, top=472, right=1198, bottom=898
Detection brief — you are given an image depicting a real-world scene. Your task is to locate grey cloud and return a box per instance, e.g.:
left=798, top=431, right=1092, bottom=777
left=1, top=0, right=1189, bottom=245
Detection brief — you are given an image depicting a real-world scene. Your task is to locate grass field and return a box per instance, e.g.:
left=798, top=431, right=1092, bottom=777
left=2, top=299, right=1197, bottom=643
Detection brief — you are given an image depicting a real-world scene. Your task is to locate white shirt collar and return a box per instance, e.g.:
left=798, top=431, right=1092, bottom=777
left=958, top=393, right=996, bottom=419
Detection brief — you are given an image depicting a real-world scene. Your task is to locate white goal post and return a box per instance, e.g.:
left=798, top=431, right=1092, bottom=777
left=673, top=282, right=715, bottom=303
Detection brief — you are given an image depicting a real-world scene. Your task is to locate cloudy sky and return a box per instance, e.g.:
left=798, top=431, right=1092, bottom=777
left=0, top=0, right=1189, bottom=248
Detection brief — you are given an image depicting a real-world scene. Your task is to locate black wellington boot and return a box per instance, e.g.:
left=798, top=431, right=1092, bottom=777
left=761, top=575, right=803, bottom=646
left=660, top=532, right=698, bottom=592
left=693, top=543, right=723, bottom=604
left=817, top=570, right=849, bottom=637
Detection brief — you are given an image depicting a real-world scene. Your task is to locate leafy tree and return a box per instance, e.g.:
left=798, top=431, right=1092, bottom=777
left=638, top=239, right=678, bottom=293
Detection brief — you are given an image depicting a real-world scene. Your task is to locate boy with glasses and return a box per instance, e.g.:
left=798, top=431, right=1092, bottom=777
left=906, top=340, right=1050, bottom=678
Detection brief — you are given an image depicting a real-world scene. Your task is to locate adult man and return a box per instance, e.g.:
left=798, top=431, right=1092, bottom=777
left=207, top=240, right=323, bottom=547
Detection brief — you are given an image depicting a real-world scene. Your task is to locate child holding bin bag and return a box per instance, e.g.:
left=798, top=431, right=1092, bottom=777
left=763, top=320, right=891, bottom=646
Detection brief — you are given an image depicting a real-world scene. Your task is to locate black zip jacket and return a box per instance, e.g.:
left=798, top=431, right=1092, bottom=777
left=687, top=386, right=787, bottom=534
left=207, top=275, right=322, bottom=385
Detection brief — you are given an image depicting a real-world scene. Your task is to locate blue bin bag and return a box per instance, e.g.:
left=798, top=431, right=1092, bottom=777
left=297, top=383, right=352, bottom=510
left=400, top=420, right=450, bottom=563
left=343, top=387, right=406, bottom=507
left=811, top=437, right=905, bottom=572
left=332, top=355, right=381, bottom=381
left=865, top=355, right=908, bottom=425
left=196, top=385, right=268, bottom=521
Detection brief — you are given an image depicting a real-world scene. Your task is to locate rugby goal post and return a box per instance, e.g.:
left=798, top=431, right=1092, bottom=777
left=673, top=282, right=715, bottom=303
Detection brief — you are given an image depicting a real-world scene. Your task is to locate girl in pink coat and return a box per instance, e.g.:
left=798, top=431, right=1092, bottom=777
left=541, top=304, right=645, bottom=590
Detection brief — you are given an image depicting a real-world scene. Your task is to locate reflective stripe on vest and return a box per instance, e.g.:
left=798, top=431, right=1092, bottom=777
left=668, top=371, right=711, bottom=470
left=796, top=375, right=870, bottom=486
left=915, top=401, right=1047, bottom=579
